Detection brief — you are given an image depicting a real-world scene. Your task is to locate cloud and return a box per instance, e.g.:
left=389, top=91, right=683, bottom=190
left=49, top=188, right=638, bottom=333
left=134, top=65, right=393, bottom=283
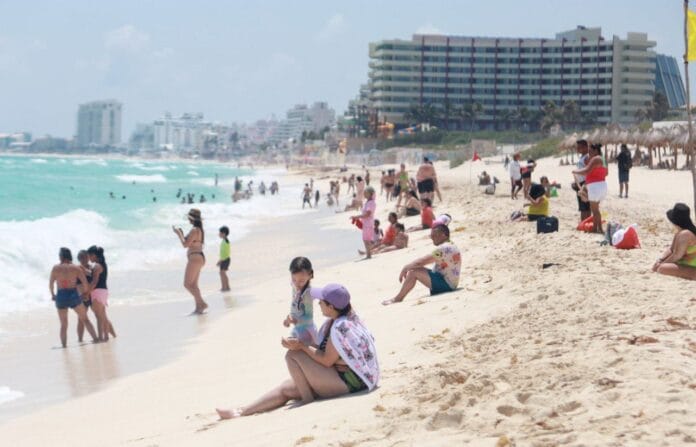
left=105, top=25, right=150, bottom=52
left=315, top=13, right=347, bottom=42
left=415, top=23, right=445, bottom=35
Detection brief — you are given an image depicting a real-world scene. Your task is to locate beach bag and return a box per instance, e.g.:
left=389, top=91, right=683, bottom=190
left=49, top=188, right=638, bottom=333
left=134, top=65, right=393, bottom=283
left=484, top=184, right=495, bottom=195
left=550, top=186, right=558, bottom=197
left=612, top=225, right=641, bottom=249
left=351, top=217, right=363, bottom=229
left=536, top=216, right=559, bottom=234
left=576, top=216, right=606, bottom=232
left=604, top=221, right=623, bottom=246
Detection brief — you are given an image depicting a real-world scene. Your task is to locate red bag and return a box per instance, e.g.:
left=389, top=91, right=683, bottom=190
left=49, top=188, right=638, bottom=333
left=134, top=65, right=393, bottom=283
left=351, top=217, right=363, bottom=229
left=613, top=226, right=641, bottom=249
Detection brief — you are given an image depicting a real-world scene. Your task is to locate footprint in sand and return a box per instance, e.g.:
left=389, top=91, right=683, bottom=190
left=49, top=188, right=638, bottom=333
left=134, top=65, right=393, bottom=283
left=556, top=401, right=582, bottom=412
left=427, top=410, right=463, bottom=430
left=496, top=405, right=523, bottom=417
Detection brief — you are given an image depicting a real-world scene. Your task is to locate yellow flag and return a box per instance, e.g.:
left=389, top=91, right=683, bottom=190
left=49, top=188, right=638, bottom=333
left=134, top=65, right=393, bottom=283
left=688, top=9, right=696, bottom=61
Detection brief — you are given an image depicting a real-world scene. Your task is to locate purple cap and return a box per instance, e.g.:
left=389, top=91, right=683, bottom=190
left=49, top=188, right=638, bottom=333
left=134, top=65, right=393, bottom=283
left=310, top=283, right=351, bottom=310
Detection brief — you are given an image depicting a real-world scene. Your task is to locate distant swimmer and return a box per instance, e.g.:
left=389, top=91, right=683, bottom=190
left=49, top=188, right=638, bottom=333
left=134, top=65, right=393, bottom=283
left=199, top=195, right=206, bottom=203
left=49, top=247, right=99, bottom=347
left=109, top=192, right=115, bottom=199
left=173, top=209, right=208, bottom=314
left=122, top=195, right=126, bottom=199
left=215, top=173, right=219, bottom=187
left=153, top=197, right=157, bottom=202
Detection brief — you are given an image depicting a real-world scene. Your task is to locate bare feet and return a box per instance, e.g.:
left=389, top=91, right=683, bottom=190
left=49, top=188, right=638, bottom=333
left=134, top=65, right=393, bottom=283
left=216, top=407, right=243, bottom=420
left=381, top=298, right=402, bottom=306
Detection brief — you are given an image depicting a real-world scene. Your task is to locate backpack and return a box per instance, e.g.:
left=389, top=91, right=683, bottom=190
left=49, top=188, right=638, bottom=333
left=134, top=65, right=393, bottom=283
left=537, top=216, right=559, bottom=234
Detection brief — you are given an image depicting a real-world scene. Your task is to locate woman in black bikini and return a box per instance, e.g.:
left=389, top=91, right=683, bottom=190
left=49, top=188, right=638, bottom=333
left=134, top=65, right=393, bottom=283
left=173, top=208, right=208, bottom=314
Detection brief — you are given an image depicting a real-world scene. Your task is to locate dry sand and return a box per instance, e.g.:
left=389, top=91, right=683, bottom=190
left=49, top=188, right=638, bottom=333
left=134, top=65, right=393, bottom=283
left=1, top=157, right=695, bottom=446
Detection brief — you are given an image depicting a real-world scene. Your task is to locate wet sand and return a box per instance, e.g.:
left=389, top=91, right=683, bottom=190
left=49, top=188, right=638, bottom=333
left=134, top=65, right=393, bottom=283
left=0, top=202, right=356, bottom=423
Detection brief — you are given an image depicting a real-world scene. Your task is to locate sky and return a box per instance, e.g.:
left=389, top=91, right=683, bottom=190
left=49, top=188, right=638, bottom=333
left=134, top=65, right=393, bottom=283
left=0, top=0, right=692, bottom=138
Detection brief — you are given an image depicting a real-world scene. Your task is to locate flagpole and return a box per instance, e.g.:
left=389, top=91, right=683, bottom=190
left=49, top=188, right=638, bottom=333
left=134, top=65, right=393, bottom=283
left=686, top=0, right=696, bottom=213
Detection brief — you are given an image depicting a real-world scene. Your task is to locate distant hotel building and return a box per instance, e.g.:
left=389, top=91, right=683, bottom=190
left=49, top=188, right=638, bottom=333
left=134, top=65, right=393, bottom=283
left=76, top=100, right=122, bottom=147
left=655, top=54, right=687, bottom=108
left=273, top=102, right=336, bottom=142
left=153, top=112, right=208, bottom=153
left=367, top=27, right=684, bottom=127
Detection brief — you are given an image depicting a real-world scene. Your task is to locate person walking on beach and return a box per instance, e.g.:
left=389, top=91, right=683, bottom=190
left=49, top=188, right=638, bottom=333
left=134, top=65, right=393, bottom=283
left=173, top=208, right=208, bottom=314
left=284, top=257, right=318, bottom=346
left=50, top=248, right=99, bottom=347
left=395, top=163, right=411, bottom=208
left=382, top=224, right=461, bottom=305
left=87, top=246, right=116, bottom=341
left=356, top=176, right=365, bottom=204
left=216, top=283, right=379, bottom=419
left=76, top=250, right=95, bottom=343
left=302, top=184, right=312, bottom=209
left=416, top=158, right=436, bottom=201
left=314, top=189, right=320, bottom=208
left=572, top=140, right=591, bottom=223
left=617, top=144, right=632, bottom=199
left=351, top=186, right=377, bottom=259
left=217, top=226, right=231, bottom=292
left=573, top=143, right=608, bottom=234
left=653, top=203, right=696, bottom=281
left=509, top=153, right=523, bottom=199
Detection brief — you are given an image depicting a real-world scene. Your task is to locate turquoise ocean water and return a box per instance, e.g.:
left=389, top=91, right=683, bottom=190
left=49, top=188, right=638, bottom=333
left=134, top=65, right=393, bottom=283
left=0, top=155, right=301, bottom=317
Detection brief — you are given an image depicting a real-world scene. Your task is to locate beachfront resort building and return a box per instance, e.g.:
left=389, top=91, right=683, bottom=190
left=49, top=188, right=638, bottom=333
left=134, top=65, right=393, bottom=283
left=76, top=100, right=122, bottom=147
left=366, top=26, right=684, bottom=128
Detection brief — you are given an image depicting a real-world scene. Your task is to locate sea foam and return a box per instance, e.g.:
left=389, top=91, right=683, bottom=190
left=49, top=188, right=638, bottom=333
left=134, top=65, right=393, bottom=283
left=0, top=386, right=24, bottom=406
left=115, top=174, right=167, bottom=183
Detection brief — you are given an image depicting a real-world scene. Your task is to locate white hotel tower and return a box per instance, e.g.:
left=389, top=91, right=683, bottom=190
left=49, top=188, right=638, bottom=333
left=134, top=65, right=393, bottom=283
left=367, top=26, right=657, bottom=127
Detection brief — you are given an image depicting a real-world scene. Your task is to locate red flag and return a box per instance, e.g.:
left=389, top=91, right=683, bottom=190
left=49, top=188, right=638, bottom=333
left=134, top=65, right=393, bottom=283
left=472, top=151, right=481, bottom=161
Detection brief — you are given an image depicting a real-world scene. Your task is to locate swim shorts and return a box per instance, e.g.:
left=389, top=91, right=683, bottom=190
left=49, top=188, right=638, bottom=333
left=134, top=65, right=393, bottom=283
left=417, top=178, right=434, bottom=194
left=219, top=258, right=230, bottom=271
left=55, top=288, right=82, bottom=310
left=618, top=169, right=629, bottom=183
left=91, top=288, right=109, bottom=306
left=428, top=270, right=453, bottom=296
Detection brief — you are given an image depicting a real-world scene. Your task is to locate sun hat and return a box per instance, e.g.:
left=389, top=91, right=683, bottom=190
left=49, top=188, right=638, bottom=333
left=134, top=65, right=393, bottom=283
left=310, top=283, right=350, bottom=310
left=666, top=203, right=696, bottom=234
left=187, top=208, right=202, bottom=220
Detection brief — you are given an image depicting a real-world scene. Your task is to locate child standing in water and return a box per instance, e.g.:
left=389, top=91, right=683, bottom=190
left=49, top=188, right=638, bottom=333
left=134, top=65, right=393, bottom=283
left=283, top=257, right=317, bottom=345
left=217, top=226, right=231, bottom=292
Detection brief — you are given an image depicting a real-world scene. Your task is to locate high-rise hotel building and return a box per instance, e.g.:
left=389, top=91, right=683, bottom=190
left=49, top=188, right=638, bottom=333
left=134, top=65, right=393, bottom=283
left=367, top=26, right=681, bottom=128
left=76, top=100, right=122, bottom=147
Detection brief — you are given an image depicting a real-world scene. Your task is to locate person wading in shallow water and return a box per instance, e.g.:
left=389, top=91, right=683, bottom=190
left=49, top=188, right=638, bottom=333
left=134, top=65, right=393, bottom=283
left=49, top=247, right=99, bottom=347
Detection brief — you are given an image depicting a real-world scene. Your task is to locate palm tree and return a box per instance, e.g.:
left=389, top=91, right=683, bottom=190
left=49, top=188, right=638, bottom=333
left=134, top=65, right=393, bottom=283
left=458, top=102, right=483, bottom=136
left=561, top=100, right=581, bottom=131
left=498, top=109, right=515, bottom=131
left=540, top=101, right=562, bottom=133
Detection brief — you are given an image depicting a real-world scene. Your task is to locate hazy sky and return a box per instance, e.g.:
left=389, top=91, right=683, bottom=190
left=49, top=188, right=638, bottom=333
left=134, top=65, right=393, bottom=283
left=0, top=0, right=691, bottom=137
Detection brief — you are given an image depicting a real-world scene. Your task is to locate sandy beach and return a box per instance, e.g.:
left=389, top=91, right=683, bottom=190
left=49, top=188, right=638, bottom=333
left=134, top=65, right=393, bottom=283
left=1, top=157, right=695, bottom=446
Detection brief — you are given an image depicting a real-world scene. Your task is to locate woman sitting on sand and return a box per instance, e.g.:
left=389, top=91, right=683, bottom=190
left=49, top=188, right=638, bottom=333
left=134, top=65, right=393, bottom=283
left=398, top=190, right=421, bottom=218
left=653, top=203, right=696, bottom=281
left=173, top=208, right=208, bottom=314
left=216, top=283, right=379, bottom=419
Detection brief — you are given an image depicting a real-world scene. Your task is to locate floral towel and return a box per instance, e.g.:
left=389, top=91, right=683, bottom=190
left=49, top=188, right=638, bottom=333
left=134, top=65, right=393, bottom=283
left=319, top=313, right=379, bottom=390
